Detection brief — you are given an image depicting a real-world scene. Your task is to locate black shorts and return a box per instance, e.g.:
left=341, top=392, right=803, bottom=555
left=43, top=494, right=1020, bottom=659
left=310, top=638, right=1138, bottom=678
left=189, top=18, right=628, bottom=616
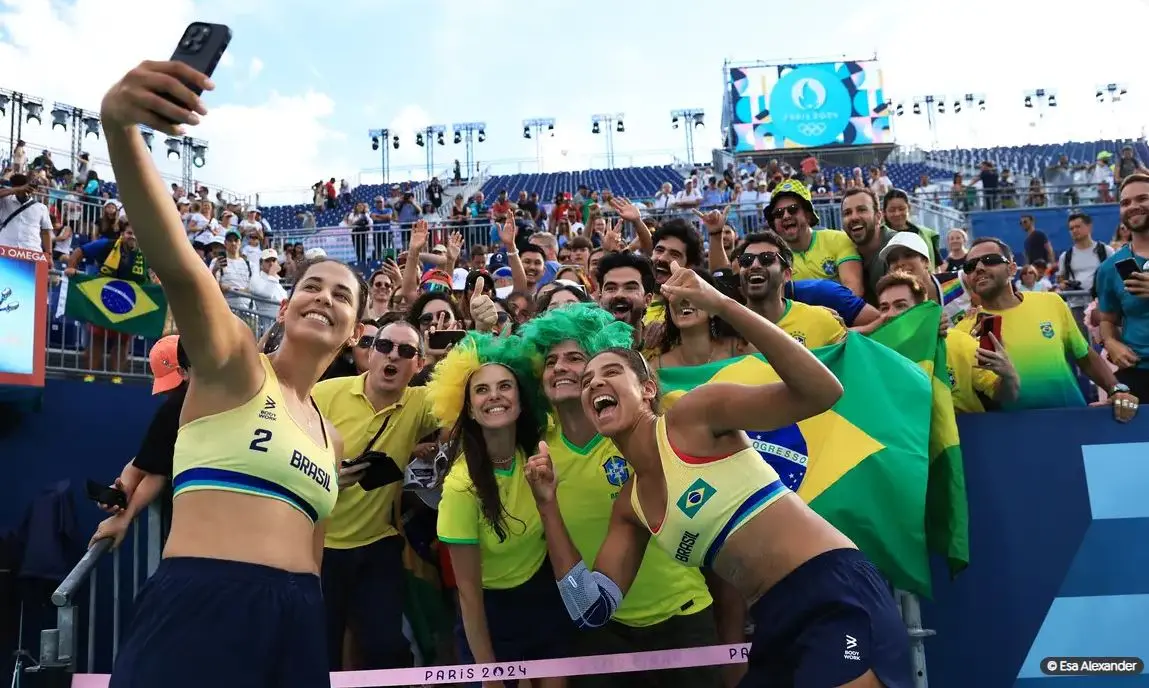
left=110, top=557, right=328, bottom=688
left=571, top=607, right=723, bottom=688
left=742, top=548, right=912, bottom=687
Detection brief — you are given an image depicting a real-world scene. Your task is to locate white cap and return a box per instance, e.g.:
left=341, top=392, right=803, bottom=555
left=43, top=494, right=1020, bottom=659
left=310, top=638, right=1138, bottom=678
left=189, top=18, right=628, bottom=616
left=879, top=231, right=931, bottom=265
left=451, top=267, right=469, bottom=291
left=495, top=285, right=513, bottom=299
left=208, top=235, right=226, bottom=245
left=304, top=247, right=327, bottom=260
left=260, top=248, right=278, bottom=261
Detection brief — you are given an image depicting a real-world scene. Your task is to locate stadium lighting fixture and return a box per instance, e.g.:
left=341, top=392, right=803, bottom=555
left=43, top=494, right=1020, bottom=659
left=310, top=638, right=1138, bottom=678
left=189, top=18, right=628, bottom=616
left=672, top=116, right=679, bottom=129
left=671, top=108, right=704, bottom=166
left=616, top=119, right=625, bottom=133
left=190, top=142, right=208, bottom=168
left=415, top=133, right=425, bottom=147
left=937, top=99, right=946, bottom=115
left=912, top=100, right=922, bottom=115
left=452, top=122, right=486, bottom=178
left=953, top=100, right=962, bottom=114
left=547, top=123, right=554, bottom=135
left=477, top=127, right=486, bottom=142
left=23, top=101, right=42, bottom=124
left=0, top=94, right=8, bottom=116
left=592, top=121, right=600, bottom=134
left=591, top=114, right=623, bottom=169
left=453, top=130, right=462, bottom=144
left=371, top=135, right=380, bottom=150
left=895, top=103, right=905, bottom=117
left=82, top=115, right=100, bottom=138
left=164, top=137, right=182, bottom=159
left=139, top=125, right=154, bottom=151
left=50, top=106, right=69, bottom=131
left=436, top=131, right=445, bottom=146
left=392, top=135, right=400, bottom=149
left=369, top=128, right=391, bottom=184
left=522, top=118, right=555, bottom=170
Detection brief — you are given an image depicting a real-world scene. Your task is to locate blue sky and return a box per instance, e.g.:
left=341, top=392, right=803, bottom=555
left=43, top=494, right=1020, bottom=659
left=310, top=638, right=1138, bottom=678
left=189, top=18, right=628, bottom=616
left=3, top=0, right=1148, bottom=204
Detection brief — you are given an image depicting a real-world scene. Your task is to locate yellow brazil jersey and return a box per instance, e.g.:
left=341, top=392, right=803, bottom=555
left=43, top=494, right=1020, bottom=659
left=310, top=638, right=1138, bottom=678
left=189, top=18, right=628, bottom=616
left=776, top=299, right=847, bottom=349
left=173, top=354, right=338, bottom=524
left=790, top=229, right=861, bottom=284
left=644, top=299, right=666, bottom=326
left=547, top=423, right=713, bottom=627
left=312, top=376, right=439, bottom=549
left=944, top=329, right=999, bottom=414
left=437, top=452, right=547, bottom=590
left=956, top=292, right=1089, bottom=410
left=630, top=415, right=789, bottom=569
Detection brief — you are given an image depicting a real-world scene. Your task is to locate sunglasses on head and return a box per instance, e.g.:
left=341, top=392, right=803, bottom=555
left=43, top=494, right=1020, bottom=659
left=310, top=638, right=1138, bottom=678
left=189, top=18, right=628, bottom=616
left=738, top=251, right=786, bottom=269
left=770, top=204, right=803, bottom=221
left=373, top=338, right=420, bottom=359
left=422, top=281, right=450, bottom=294
left=962, top=254, right=1010, bottom=274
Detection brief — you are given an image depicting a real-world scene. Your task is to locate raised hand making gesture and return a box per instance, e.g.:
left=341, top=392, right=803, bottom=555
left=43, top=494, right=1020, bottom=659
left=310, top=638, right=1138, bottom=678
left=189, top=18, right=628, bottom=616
left=409, top=219, right=429, bottom=253
left=659, top=261, right=726, bottom=312
left=524, top=441, right=557, bottom=506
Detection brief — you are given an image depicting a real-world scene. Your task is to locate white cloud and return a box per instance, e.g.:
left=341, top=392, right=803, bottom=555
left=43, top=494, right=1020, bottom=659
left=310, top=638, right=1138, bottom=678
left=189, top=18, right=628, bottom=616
left=0, top=0, right=344, bottom=199
left=218, top=51, right=235, bottom=69
left=248, top=56, right=264, bottom=80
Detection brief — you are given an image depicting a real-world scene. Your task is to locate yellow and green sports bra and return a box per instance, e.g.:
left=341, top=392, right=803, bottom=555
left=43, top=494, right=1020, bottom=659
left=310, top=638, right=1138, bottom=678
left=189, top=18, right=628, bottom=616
left=172, top=354, right=338, bottom=523
left=630, top=415, right=789, bottom=568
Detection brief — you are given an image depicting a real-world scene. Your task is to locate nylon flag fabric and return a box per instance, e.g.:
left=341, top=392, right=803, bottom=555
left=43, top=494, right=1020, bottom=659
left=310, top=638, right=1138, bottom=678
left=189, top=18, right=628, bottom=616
left=64, top=274, right=167, bottom=338
left=869, top=301, right=970, bottom=580
left=658, top=332, right=934, bottom=596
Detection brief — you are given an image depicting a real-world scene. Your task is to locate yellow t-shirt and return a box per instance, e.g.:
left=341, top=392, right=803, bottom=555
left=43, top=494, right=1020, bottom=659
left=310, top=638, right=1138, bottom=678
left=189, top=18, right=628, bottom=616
left=547, top=424, right=713, bottom=627
left=944, top=329, right=999, bottom=414
left=312, top=375, right=439, bottom=549
left=437, top=452, right=547, bottom=590
left=644, top=299, right=666, bottom=326
left=955, top=292, right=1089, bottom=410
left=790, top=229, right=861, bottom=284
left=776, top=299, right=847, bottom=349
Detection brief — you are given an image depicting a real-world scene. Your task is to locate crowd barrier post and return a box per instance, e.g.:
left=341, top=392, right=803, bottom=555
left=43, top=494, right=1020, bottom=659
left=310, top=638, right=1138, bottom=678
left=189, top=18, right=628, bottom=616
left=896, top=590, right=934, bottom=688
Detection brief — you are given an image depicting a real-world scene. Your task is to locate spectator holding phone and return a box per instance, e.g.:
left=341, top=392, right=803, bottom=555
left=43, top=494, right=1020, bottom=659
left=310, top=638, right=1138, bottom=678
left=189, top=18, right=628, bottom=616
left=1094, top=174, right=1149, bottom=401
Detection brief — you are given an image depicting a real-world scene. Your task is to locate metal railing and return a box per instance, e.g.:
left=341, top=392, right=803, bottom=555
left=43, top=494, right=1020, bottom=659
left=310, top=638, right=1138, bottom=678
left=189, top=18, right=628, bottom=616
left=30, top=503, right=164, bottom=677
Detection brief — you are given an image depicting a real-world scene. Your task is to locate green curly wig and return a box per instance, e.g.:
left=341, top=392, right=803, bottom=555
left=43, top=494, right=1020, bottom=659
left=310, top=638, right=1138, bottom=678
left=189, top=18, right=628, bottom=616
left=518, top=302, right=635, bottom=360
left=425, top=331, right=547, bottom=430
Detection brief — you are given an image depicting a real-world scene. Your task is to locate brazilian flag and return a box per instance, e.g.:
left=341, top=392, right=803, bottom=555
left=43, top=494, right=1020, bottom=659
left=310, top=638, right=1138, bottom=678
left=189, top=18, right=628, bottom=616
left=659, top=330, right=936, bottom=595
left=870, top=301, right=970, bottom=580
left=64, top=274, right=167, bottom=338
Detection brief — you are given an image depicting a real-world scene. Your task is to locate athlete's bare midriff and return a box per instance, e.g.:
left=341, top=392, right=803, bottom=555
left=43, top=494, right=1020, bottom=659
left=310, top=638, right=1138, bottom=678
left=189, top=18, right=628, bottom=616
left=163, top=491, right=319, bottom=574
left=711, top=493, right=856, bottom=605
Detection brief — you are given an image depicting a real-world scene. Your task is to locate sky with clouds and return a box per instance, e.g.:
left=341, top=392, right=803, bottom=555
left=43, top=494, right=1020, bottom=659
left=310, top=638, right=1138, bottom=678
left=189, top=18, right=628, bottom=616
left=2, top=0, right=1148, bottom=205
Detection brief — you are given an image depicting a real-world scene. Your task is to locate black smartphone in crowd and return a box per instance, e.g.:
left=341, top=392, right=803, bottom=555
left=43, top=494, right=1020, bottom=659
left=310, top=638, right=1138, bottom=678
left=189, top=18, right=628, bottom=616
left=159, top=22, right=232, bottom=124
left=1115, top=257, right=1140, bottom=281
left=341, top=453, right=405, bottom=491
left=428, top=329, right=466, bottom=350
left=85, top=479, right=128, bottom=510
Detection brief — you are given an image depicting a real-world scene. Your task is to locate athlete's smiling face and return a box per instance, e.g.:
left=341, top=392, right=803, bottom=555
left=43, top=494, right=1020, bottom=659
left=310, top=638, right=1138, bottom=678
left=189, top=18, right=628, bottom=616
left=581, top=351, right=658, bottom=437
left=280, top=260, right=363, bottom=354
left=543, top=340, right=587, bottom=405
left=468, top=364, right=520, bottom=430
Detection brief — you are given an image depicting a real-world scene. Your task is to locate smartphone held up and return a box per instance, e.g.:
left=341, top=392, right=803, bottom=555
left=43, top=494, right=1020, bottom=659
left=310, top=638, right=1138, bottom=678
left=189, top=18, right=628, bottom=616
left=152, top=22, right=232, bottom=126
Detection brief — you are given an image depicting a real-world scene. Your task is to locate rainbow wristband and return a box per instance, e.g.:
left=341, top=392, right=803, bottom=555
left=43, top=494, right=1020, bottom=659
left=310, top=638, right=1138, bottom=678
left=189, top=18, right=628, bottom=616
left=71, top=642, right=752, bottom=687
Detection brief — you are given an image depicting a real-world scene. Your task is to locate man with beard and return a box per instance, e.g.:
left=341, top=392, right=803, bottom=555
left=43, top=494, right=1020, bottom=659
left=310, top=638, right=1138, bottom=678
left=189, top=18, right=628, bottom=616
left=312, top=320, right=442, bottom=671
left=764, top=179, right=864, bottom=297
left=729, top=231, right=846, bottom=349
left=594, top=250, right=656, bottom=349
left=956, top=237, right=1138, bottom=420
left=840, top=187, right=898, bottom=305
left=645, top=219, right=703, bottom=325
left=1095, top=174, right=1149, bottom=400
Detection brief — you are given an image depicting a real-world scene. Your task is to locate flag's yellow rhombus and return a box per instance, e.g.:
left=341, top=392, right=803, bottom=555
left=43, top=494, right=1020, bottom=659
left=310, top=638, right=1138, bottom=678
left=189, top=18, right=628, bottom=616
left=77, top=278, right=159, bottom=324
left=660, top=355, right=885, bottom=503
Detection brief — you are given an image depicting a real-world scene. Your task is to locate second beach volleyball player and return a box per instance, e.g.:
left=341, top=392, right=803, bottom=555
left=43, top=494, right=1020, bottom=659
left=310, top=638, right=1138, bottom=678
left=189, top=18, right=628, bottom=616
left=100, top=58, right=367, bottom=687
left=524, top=264, right=913, bottom=687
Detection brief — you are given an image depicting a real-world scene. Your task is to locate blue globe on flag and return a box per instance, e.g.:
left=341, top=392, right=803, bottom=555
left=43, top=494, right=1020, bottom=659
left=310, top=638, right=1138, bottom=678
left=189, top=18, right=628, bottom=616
left=746, top=424, right=809, bottom=491
left=99, top=280, right=138, bottom=316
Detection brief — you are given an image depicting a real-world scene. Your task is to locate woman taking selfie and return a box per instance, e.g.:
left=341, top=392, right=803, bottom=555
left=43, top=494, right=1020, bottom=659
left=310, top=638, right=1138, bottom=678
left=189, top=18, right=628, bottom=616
left=524, top=262, right=912, bottom=688
left=428, top=332, right=571, bottom=687
left=100, top=59, right=366, bottom=687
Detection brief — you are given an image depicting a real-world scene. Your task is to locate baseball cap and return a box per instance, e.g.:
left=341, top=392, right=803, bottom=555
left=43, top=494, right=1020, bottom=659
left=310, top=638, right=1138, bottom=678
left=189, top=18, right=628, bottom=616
left=487, top=252, right=508, bottom=269
left=492, top=266, right=513, bottom=280
left=224, top=229, right=241, bottom=240
left=209, top=235, right=226, bottom=245
left=304, top=247, right=327, bottom=260
left=431, top=244, right=448, bottom=255
left=878, top=231, right=932, bottom=265
left=148, top=335, right=184, bottom=395
left=260, top=248, right=278, bottom=261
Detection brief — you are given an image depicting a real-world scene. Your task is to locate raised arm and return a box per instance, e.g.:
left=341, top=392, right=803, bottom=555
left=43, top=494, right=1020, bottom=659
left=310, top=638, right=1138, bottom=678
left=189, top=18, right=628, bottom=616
left=525, top=443, right=646, bottom=629
left=662, top=263, right=843, bottom=435
left=100, top=62, right=258, bottom=387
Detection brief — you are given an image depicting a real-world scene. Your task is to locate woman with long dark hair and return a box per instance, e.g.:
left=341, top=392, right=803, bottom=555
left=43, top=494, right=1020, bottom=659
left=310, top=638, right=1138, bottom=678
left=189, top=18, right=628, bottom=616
left=523, top=263, right=912, bottom=688
left=99, top=59, right=367, bottom=687
left=428, top=332, right=571, bottom=686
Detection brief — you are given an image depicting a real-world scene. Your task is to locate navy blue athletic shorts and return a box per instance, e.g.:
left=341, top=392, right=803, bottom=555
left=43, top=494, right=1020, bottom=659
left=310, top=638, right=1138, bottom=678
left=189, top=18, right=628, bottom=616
left=741, top=548, right=912, bottom=688
left=109, top=557, right=329, bottom=688
left=454, top=561, right=573, bottom=684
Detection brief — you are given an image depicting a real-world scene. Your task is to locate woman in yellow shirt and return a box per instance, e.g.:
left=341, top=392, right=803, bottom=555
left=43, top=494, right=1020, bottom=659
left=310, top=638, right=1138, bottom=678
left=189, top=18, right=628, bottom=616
left=100, top=60, right=364, bottom=687
left=429, top=332, right=570, bottom=687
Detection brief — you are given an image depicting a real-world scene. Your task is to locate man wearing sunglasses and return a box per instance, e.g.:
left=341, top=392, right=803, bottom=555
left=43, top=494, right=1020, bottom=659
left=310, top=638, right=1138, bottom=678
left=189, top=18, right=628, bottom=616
left=728, top=230, right=846, bottom=349
left=311, top=320, right=443, bottom=671
left=955, top=237, right=1139, bottom=421
left=764, top=179, right=864, bottom=297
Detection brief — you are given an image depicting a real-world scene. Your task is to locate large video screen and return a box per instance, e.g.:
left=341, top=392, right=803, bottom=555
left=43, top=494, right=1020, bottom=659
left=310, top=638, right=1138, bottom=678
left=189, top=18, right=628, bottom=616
left=727, top=61, right=890, bottom=152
